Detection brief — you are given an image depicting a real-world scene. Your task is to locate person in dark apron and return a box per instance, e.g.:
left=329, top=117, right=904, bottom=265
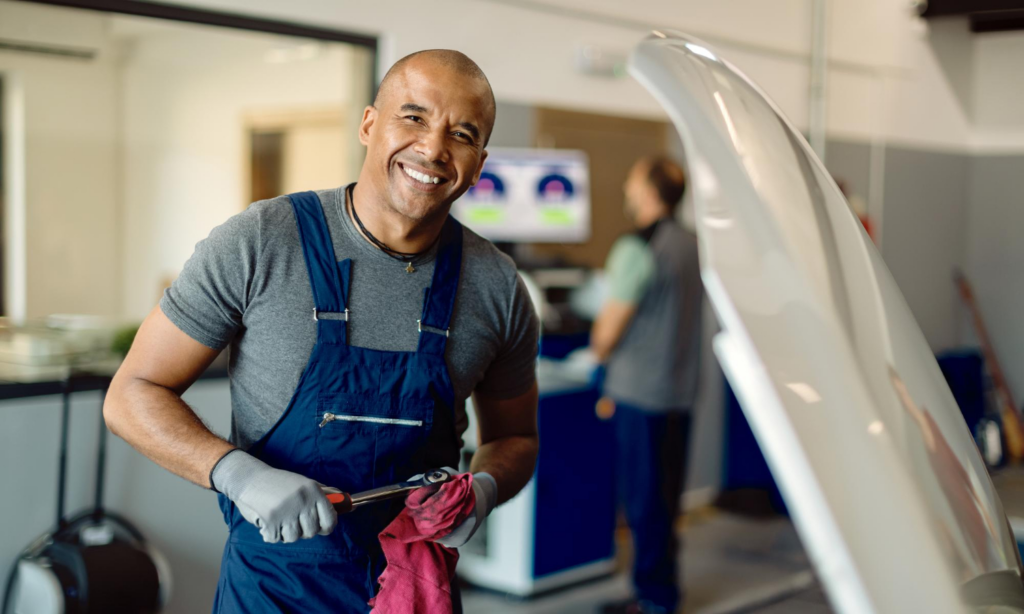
left=104, top=49, right=540, bottom=614
left=210, top=191, right=465, bottom=612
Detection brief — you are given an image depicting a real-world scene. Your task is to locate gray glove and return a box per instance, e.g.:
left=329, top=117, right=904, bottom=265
left=436, top=472, right=497, bottom=549
left=211, top=449, right=337, bottom=544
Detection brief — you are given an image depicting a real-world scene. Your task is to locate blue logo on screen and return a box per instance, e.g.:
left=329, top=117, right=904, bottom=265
left=537, top=173, right=574, bottom=203
left=467, top=172, right=505, bottom=202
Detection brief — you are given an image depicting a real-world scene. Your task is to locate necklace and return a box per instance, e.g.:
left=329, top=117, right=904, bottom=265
left=347, top=185, right=438, bottom=273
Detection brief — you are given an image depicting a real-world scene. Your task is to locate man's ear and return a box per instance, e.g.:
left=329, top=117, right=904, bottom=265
left=469, top=150, right=489, bottom=186
left=358, top=106, right=377, bottom=146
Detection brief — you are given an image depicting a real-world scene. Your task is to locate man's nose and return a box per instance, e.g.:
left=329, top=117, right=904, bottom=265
left=414, top=128, right=450, bottom=165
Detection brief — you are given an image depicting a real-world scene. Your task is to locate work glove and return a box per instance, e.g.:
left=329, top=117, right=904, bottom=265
left=211, top=449, right=337, bottom=544
left=427, top=469, right=497, bottom=549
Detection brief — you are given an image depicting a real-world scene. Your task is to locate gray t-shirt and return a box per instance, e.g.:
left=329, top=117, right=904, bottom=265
left=161, top=185, right=539, bottom=449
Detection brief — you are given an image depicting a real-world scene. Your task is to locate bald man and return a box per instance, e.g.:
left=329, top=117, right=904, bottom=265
left=104, top=50, right=540, bottom=613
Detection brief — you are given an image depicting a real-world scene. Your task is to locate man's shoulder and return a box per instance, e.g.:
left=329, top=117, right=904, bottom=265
left=243, top=194, right=297, bottom=224
left=458, top=222, right=522, bottom=304
left=608, top=233, right=654, bottom=268
left=652, top=218, right=697, bottom=253
left=459, top=223, right=518, bottom=274
left=242, top=186, right=346, bottom=240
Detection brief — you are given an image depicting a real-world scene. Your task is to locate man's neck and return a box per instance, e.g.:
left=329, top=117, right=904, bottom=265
left=349, top=182, right=446, bottom=254
left=635, top=205, right=671, bottom=230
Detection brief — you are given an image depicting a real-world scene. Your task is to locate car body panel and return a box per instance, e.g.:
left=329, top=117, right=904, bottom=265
left=629, top=31, right=1022, bottom=614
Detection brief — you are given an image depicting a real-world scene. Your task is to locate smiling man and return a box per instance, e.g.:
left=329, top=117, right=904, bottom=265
left=103, top=50, right=540, bottom=613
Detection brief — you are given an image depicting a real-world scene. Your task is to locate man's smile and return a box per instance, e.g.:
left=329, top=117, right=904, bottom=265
left=397, top=161, right=449, bottom=192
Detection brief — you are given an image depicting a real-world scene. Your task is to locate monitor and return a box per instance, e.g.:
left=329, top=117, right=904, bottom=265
left=451, top=148, right=590, bottom=243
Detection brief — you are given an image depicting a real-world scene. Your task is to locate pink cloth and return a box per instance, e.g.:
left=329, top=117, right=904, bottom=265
left=369, top=473, right=476, bottom=614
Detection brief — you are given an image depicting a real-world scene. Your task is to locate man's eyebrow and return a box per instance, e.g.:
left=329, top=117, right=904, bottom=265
left=456, top=121, right=481, bottom=141
left=399, top=102, right=481, bottom=141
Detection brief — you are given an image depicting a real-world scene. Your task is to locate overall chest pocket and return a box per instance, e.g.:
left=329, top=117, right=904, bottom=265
left=315, top=393, right=433, bottom=490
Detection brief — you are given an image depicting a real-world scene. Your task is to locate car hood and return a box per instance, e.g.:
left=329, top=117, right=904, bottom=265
left=629, top=31, right=1022, bottom=614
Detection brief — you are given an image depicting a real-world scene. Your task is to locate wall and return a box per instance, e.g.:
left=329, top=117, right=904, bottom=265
left=6, top=0, right=1011, bottom=348
left=163, top=0, right=1016, bottom=154
left=158, top=0, right=944, bottom=143
left=964, top=154, right=1024, bottom=399
left=118, top=21, right=370, bottom=318
left=133, top=0, right=994, bottom=351
left=0, top=0, right=120, bottom=320
left=972, top=31, right=1024, bottom=152
left=961, top=30, right=1024, bottom=404
left=880, top=147, right=970, bottom=352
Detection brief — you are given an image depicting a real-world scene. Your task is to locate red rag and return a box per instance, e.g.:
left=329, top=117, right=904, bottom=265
left=369, top=473, right=476, bottom=614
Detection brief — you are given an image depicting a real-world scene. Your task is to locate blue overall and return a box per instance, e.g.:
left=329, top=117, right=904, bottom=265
left=212, top=191, right=463, bottom=613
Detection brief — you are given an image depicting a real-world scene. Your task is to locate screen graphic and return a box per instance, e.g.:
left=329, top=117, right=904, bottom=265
left=452, top=148, right=590, bottom=243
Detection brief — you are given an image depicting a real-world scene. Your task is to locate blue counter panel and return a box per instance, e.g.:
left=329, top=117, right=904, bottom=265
left=532, top=385, right=616, bottom=578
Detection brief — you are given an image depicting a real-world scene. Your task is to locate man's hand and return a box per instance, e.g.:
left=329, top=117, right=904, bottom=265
left=212, top=450, right=337, bottom=544
left=435, top=473, right=497, bottom=548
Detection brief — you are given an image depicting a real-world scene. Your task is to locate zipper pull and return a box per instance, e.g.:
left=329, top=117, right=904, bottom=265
left=319, top=412, right=336, bottom=428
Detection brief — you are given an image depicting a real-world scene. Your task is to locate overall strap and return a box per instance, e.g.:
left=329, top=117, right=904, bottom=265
left=289, top=191, right=349, bottom=345
left=417, top=216, right=464, bottom=356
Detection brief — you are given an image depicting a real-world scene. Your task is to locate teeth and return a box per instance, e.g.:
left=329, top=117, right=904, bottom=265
left=403, top=165, right=441, bottom=185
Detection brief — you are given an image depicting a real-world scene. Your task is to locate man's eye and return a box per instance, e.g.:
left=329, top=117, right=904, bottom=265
left=405, top=115, right=423, bottom=123
left=453, top=132, right=473, bottom=142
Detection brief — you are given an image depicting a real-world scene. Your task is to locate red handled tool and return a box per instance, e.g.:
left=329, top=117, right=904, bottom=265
left=321, top=468, right=453, bottom=513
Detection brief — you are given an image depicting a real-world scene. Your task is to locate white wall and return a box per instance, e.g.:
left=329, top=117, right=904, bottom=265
left=8, top=0, right=1017, bottom=324
left=0, top=1, right=120, bottom=320
left=154, top=0, right=985, bottom=152
left=972, top=31, right=1024, bottom=153
left=960, top=30, right=1024, bottom=400
left=118, top=22, right=369, bottom=317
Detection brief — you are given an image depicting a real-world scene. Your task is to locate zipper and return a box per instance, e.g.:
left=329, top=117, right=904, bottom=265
left=319, top=412, right=423, bottom=428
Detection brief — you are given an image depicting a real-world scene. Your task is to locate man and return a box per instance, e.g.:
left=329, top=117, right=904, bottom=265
left=592, top=156, right=702, bottom=614
left=104, top=50, right=540, bottom=613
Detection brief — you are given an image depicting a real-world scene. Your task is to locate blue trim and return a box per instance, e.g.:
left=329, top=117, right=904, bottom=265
left=417, top=216, right=463, bottom=356
left=289, top=191, right=347, bottom=345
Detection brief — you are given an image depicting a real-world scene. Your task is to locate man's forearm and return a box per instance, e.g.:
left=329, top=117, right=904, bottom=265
left=469, top=434, right=539, bottom=505
left=591, top=300, right=638, bottom=362
left=104, top=376, right=235, bottom=489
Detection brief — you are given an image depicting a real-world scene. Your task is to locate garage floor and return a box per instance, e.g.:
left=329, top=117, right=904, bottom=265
left=462, top=464, right=1024, bottom=614
left=461, top=510, right=833, bottom=614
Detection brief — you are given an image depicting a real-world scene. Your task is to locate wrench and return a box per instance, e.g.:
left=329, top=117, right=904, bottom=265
left=320, top=468, right=453, bottom=513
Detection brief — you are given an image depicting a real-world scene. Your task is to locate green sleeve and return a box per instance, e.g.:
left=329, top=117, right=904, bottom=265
left=605, top=235, right=655, bottom=305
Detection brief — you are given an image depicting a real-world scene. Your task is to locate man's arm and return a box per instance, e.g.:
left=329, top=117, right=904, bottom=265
left=470, top=382, right=539, bottom=505
left=104, top=306, right=234, bottom=488
left=590, top=234, right=653, bottom=362
left=590, top=300, right=638, bottom=362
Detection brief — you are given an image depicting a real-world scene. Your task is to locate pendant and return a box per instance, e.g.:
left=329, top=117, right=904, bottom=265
left=405, top=262, right=416, bottom=274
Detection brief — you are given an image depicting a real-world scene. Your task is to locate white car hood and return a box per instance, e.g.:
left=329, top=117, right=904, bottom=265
left=629, top=31, right=1022, bottom=614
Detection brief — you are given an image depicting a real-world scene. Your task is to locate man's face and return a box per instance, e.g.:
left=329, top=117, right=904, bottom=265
left=622, top=161, right=651, bottom=226
left=359, top=60, right=492, bottom=222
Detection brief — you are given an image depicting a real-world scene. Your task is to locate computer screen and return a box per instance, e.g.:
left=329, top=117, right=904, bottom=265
left=451, top=148, right=590, bottom=243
